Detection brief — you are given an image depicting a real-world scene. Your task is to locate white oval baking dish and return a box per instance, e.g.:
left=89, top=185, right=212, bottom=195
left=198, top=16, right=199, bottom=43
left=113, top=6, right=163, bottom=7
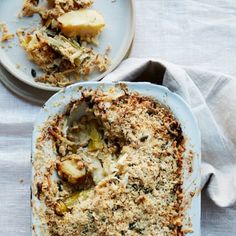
left=32, top=82, right=201, bottom=236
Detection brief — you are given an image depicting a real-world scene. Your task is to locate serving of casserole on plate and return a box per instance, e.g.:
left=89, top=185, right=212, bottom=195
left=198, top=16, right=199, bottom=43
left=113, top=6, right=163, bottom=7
left=0, top=0, right=135, bottom=91
left=32, top=82, right=201, bottom=236
left=16, top=0, right=110, bottom=88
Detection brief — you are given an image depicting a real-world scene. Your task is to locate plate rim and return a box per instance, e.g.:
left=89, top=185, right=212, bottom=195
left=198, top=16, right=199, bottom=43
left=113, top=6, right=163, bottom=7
left=0, top=0, right=136, bottom=92
left=0, top=63, right=54, bottom=105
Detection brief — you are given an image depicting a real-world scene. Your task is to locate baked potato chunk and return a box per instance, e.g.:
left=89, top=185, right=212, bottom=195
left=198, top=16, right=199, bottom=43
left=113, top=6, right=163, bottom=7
left=57, top=158, right=86, bottom=184
left=58, top=9, right=105, bottom=38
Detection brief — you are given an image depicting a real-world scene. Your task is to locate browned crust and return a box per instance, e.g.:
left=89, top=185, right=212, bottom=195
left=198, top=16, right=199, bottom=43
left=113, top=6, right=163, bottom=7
left=33, top=87, right=189, bottom=236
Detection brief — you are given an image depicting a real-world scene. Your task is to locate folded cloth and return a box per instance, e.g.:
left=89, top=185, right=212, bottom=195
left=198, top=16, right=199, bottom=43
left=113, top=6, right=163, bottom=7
left=102, top=58, right=236, bottom=207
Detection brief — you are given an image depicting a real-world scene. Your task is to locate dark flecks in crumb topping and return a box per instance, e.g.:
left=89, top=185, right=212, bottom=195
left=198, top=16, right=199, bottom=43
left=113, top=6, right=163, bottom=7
left=34, top=86, right=187, bottom=236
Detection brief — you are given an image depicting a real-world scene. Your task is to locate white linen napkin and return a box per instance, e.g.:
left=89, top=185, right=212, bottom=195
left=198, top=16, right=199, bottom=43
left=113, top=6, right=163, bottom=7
left=102, top=58, right=236, bottom=208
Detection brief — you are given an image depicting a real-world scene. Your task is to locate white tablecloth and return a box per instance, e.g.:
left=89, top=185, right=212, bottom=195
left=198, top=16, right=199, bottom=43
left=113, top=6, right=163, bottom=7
left=1, top=1, right=236, bottom=235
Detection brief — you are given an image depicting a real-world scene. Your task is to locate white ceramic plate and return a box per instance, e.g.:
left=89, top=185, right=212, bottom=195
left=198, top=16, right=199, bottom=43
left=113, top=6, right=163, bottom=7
left=0, top=0, right=135, bottom=92
left=0, top=63, right=54, bottom=105
left=32, top=82, right=201, bottom=236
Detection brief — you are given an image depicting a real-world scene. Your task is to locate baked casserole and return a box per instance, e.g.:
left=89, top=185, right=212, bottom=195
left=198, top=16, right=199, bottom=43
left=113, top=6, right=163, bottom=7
left=33, top=85, right=189, bottom=236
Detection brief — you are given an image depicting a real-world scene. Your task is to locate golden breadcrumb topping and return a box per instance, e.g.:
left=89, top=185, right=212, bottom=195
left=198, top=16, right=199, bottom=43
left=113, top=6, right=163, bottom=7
left=33, top=86, right=187, bottom=236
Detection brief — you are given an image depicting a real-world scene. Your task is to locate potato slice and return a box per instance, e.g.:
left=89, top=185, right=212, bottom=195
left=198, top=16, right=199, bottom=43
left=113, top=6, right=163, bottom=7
left=58, top=9, right=105, bottom=38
